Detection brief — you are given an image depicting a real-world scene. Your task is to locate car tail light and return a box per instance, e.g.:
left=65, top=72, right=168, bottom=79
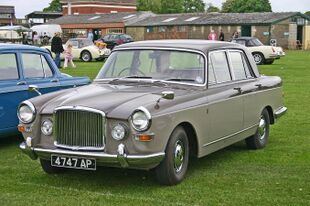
left=116, top=39, right=124, bottom=45
left=272, top=47, right=276, bottom=53
left=281, top=47, right=285, bottom=52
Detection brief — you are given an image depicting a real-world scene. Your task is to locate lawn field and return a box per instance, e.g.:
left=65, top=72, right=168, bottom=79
left=0, top=51, right=309, bottom=205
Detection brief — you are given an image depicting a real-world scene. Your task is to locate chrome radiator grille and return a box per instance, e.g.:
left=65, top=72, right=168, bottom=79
left=54, top=107, right=105, bottom=150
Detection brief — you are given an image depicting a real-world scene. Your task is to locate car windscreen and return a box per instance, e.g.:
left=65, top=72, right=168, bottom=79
left=251, top=38, right=264, bottom=46
left=96, top=49, right=205, bottom=84
left=80, top=39, right=94, bottom=47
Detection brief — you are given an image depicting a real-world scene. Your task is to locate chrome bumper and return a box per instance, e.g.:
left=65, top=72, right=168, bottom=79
left=20, top=142, right=165, bottom=170
left=275, top=106, right=287, bottom=119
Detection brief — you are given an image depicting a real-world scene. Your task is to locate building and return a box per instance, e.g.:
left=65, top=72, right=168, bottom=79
left=25, top=11, right=63, bottom=26
left=126, top=12, right=310, bottom=49
left=60, top=0, right=137, bottom=15
left=0, top=6, right=16, bottom=26
left=48, top=11, right=153, bottom=40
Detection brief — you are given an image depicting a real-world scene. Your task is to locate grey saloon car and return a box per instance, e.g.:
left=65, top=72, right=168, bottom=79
left=19, top=40, right=287, bottom=185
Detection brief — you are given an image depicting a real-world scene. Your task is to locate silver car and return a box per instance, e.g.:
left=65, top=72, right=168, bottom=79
left=19, top=40, right=287, bottom=185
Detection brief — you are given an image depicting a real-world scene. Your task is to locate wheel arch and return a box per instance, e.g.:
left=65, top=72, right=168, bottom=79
left=264, top=105, right=275, bottom=125
left=177, top=122, right=199, bottom=158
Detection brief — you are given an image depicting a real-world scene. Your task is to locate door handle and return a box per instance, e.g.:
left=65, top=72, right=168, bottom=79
left=17, top=81, right=26, bottom=85
left=234, top=87, right=242, bottom=93
left=50, top=79, right=59, bottom=83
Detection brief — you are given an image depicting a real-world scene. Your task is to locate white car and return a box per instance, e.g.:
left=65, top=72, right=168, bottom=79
left=43, top=38, right=111, bottom=62
left=232, top=37, right=280, bottom=65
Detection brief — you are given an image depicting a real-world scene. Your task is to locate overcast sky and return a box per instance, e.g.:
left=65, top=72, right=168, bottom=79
left=0, top=0, right=309, bottom=18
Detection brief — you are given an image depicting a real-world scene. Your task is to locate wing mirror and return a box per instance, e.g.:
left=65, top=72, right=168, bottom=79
left=28, top=85, right=42, bottom=96
left=155, top=91, right=175, bottom=109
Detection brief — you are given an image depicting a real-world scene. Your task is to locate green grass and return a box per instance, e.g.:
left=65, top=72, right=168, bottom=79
left=1, top=51, right=310, bottom=205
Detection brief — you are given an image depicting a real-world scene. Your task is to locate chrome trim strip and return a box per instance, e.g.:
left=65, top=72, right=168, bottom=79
left=275, top=106, right=287, bottom=119
left=53, top=106, right=106, bottom=151
left=203, top=124, right=258, bottom=147
left=99, top=47, right=208, bottom=87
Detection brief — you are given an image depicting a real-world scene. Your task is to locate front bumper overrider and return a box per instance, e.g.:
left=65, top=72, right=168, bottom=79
left=20, top=141, right=165, bottom=170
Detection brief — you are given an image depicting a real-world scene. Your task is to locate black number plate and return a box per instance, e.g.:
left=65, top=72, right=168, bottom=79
left=51, top=155, right=96, bottom=171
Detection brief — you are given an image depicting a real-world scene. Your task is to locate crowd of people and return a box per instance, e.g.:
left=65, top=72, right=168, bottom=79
left=207, top=30, right=240, bottom=41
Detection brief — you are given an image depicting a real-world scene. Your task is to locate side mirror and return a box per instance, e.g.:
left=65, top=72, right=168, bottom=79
left=161, top=91, right=175, bottom=100
left=28, top=85, right=42, bottom=96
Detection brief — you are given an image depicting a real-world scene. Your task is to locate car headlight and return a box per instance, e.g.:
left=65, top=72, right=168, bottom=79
left=41, top=119, right=53, bottom=136
left=17, top=101, right=36, bottom=124
left=130, top=107, right=151, bottom=132
left=111, top=124, right=127, bottom=141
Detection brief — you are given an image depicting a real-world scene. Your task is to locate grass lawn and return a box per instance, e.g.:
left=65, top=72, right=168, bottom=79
left=0, top=51, right=309, bottom=205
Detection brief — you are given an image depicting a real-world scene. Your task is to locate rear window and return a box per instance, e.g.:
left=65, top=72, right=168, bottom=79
left=0, top=53, right=19, bottom=80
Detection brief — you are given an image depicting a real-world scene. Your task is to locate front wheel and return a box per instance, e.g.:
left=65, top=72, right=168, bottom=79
left=81, top=51, right=92, bottom=62
left=253, top=53, right=265, bottom=65
left=245, top=109, right=270, bottom=149
left=155, top=127, right=189, bottom=185
left=40, top=159, right=64, bottom=174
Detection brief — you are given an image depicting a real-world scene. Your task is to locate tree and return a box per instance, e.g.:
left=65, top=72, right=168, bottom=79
left=206, top=3, right=220, bottom=13
left=160, top=0, right=184, bottom=14
left=183, top=0, right=205, bottom=13
left=305, top=11, right=310, bottom=16
left=137, top=0, right=161, bottom=13
left=222, top=0, right=272, bottom=13
left=43, top=0, right=62, bottom=12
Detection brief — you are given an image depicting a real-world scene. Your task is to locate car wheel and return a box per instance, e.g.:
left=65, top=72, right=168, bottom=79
left=81, top=51, right=92, bottom=62
left=245, top=109, right=270, bottom=149
left=40, top=159, right=64, bottom=174
left=253, top=53, right=265, bottom=65
left=155, top=126, right=189, bottom=185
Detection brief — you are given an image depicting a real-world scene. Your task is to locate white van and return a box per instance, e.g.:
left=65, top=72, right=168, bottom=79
left=30, top=24, right=62, bottom=38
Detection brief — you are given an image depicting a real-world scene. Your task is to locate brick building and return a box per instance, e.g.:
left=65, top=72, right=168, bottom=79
left=126, top=12, right=310, bottom=49
left=60, top=0, right=137, bottom=15
left=0, top=6, right=16, bottom=26
left=48, top=11, right=153, bottom=40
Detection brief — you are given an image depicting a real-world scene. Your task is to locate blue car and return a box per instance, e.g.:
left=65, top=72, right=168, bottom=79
left=0, top=44, right=91, bottom=137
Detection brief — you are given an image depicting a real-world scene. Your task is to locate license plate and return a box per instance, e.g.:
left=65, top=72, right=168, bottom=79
left=51, top=155, right=96, bottom=171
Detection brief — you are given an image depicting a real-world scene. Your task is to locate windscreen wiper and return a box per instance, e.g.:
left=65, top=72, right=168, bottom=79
left=109, top=76, right=153, bottom=84
left=165, top=78, right=196, bottom=82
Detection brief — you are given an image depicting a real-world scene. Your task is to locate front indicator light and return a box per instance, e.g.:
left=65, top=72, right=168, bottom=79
left=134, top=134, right=154, bottom=142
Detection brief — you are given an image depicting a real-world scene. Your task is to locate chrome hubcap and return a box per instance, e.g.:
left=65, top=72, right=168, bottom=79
left=258, top=115, right=266, bottom=140
left=82, top=53, right=90, bottom=61
left=254, top=54, right=262, bottom=63
left=174, top=140, right=185, bottom=173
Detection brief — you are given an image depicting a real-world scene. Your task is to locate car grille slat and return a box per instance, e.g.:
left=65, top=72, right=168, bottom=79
left=54, top=108, right=105, bottom=151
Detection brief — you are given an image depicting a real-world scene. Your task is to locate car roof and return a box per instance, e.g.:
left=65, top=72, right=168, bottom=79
left=0, top=43, right=48, bottom=53
left=115, top=39, right=243, bottom=53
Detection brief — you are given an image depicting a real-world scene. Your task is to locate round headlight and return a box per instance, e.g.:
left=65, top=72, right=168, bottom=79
left=130, top=107, right=151, bottom=132
left=17, top=101, right=36, bottom=124
left=41, top=119, right=53, bottom=136
left=111, top=124, right=127, bottom=141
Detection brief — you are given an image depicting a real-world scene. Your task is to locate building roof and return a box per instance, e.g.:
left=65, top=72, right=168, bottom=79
left=0, top=6, right=15, bottom=14
left=48, top=11, right=154, bottom=25
left=128, top=12, right=310, bottom=27
left=60, top=0, right=136, bottom=6
left=25, top=11, right=63, bottom=18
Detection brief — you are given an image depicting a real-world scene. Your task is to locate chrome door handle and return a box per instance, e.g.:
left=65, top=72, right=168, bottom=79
left=17, top=81, right=26, bottom=85
left=234, top=87, right=242, bottom=93
left=50, top=79, right=59, bottom=83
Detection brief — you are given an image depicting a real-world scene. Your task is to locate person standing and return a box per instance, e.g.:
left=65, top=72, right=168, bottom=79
left=208, top=30, right=218, bottom=41
left=63, top=44, right=76, bottom=69
left=219, top=30, right=225, bottom=41
left=51, top=32, right=64, bottom=69
left=87, top=29, right=94, bottom=41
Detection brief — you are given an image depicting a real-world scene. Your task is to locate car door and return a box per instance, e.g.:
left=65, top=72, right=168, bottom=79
left=20, top=52, right=60, bottom=98
left=0, top=52, right=28, bottom=133
left=204, top=50, right=244, bottom=145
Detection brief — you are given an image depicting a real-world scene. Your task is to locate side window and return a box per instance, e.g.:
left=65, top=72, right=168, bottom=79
left=210, top=52, right=231, bottom=83
left=236, top=40, right=246, bottom=46
left=22, top=53, right=53, bottom=79
left=242, top=54, right=253, bottom=78
left=0, top=53, right=19, bottom=80
left=208, top=61, right=216, bottom=84
left=229, top=52, right=247, bottom=80
left=41, top=56, right=54, bottom=77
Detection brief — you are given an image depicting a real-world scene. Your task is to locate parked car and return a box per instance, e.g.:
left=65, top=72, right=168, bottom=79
left=0, top=44, right=90, bottom=137
left=232, top=37, right=283, bottom=65
left=43, top=38, right=111, bottom=62
left=100, top=34, right=134, bottom=49
left=19, top=40, right=287, bottom=185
